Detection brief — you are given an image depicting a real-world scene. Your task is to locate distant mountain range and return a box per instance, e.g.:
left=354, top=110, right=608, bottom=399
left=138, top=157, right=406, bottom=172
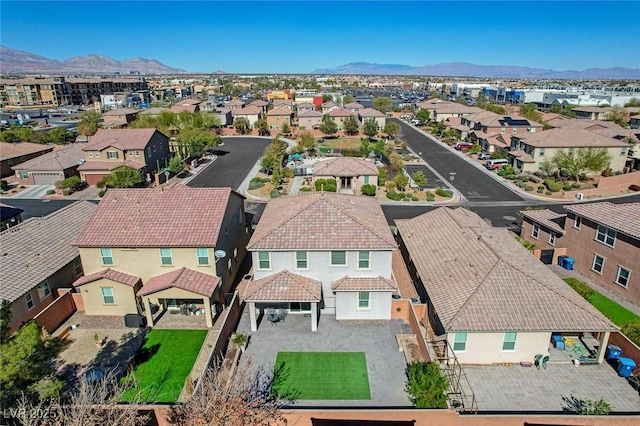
left=0, top=46, right=187, bottom=75
left=312, top=61, right=640, bottom=79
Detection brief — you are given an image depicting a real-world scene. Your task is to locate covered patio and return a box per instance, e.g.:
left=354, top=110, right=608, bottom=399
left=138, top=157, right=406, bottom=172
left=137, top=267, right=223, bottom=328
left=237, top=270, right=322, bottom=332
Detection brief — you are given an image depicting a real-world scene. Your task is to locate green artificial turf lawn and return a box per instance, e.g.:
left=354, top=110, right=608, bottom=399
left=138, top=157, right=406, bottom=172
left=589, top=292, right=640, bottom=326
left=272, top=352, right=370, bottom=400
left=126, top=329, right=207, bottom=403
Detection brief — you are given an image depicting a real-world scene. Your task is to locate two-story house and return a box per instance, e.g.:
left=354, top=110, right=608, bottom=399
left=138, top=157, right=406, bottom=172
left=72, top=185, right=250, bottom=328
left=266, top=107, right=293, bottom=130
left=12, top=143, right=85, bottom=185
left=232, top=105, right=262, bottom=129
left=0, top=142, right=54, bottom=178
left=358, top=108, right=387, bottom=130
left=272, top=99, right=293, bottom=110
left=248, top=99, right=269, bottom=114
left=77, top=128, right=170, bottom=185
left=508, top=128, right=629, bottom=174
left=296, top=102, right=315, bottom=114
left=464, top=112, right=543, bottom=153
left=239, top=193, right=398, bottom=332
left=344, top=102, right=365, bottom=115
left=328, top=108, right=357, bottom=131
left=297, top=110, right=322, bottom=130
left=321, top=101, right=339, bottom=115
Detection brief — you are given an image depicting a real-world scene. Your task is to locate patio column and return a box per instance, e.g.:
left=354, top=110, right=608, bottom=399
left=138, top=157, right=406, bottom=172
left=597, top=331, right=611, bottom=364
left=249, top=302, right=257, bottom=332
left=204, top=296, right=213, bottom=328
left=311, top=302, right=318, bottom=332
left=143, top=297, right=154, bottom=327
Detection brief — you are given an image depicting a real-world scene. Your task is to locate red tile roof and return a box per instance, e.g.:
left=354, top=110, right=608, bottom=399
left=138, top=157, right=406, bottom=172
left=513, top=128, right=627, bottom=148
left=137, top=267, right=220, bottom=297
left=232, top=105, right=261, bottom=116
left=266, top=107, right=293, bottom=116
left=84, top=128, right=160, bottom=151
left=11, top=143, right=86, bottom=172
left=313, top=157, right=379, bottom=177
left=328, top=107, right=356, bottom=118
left=73, top=268, right=141, bottom=287
left=0, top=142, right=53, bottom=161
left=238, top=270, right=321, bottom=302
left=74, top=185, right=238, bottom=247
left=103, top=108, right=138, bottom=116
left=332, top=276, right=397, bottom=291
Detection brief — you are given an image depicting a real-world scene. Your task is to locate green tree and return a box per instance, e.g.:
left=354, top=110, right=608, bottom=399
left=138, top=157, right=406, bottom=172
left=342, top=94, right=355, bottom=104
left=343, top=116, right=360, bottom=136
left=383, top=121, right=400, bottom=138
left=177, top=129, right=220, bottom=157
left=77, top=110, right=101, bottom=137
left=378, top=168, right=386, bottom=185
left=625, top=98, right=640, bottom=107
left=551, top=147, right=613, bottom=182
left=0, top=299, right=12, bottom=342
left=362, top=118, right=379, bottom=139
left=46, top=127, right=77, bottom=144
left=322, top=94, right=333, bottom=103
left=281, top=122, right=291, bottom=135
left=319, top=114, right=338, bottom=138
left=393, top=172, right=409, bottom=191
left=539, top=158, right=557, bottom=177
left=297, top=132, right=316, bottom=152
left=0, top=126, right=37, bottom=143
left=361, top=184, right=376, bottom=196
left=519, top=103, right=543, bottom=124
left=359, top=139, right=371, bottom=156
left=411, top=170, right=427, bottom=188
left=233, top=117, right=251, bottom=134
left=373, top=96, right=392, bottom=113
left=168, top=154, right=185, bottom=174
left=254, top=117, right=270, bottom=136
left=406, top=362, right=449, bottom=409
left=604, top=107, right=630, bottom=127
left=485, top=103, right=507, bottom=115
left=106, top=166, right=144, bottom=188
left=416, top=108, right=430, bottom=122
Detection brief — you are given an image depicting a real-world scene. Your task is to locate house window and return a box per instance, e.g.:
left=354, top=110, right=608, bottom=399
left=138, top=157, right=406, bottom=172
left=197, top=248, right=209, bottom=265
left=531, top=224, right=540, bottom=239
left=233, top=247, right=238, bottom=261
left=539, top=148, right=545, bottom=157
left=591, top=254, right=605, bottom=274
left=100, top=248, right=113, bottom=265
left=595, top=226, right=616, bottom=247
left=358, top=251, right=370, bottom=269
left=74, top=257, right=83, bottom=277
left=25, top=292, right=34, bottom=309
left=453, top=332, right=467, bottom=351
left=616, top=267, right=631, bottom=288
left=513, top=128, right=518, bottom=134
left=548, top=233, right=556, bottom=246
left=95, top=151, right=100, bottom=157
left=147, top=147, right=151, bottom=157
left=160, top=248, right=172, bottom=265
left=7, top=159, right=13, bottom=166
left=500, top=127, right=505, bottom=133
left=89, top=152, right=93, bottom=157
left=358, top=291, right=370, bottom=309
left=622, top=147, right=627, bottom=155
left=101, top=287, right=115, bottom=305
left=128, top=151, right=133, bottom=157
left=136, top=151, right=140, bottom=157
left=502, top=332, right=517, bottom=351
left=258, top=251, right=270, bottom=270
left=37, top=280, right=51, bottom=298
left=228, top=258, right=232, bottom=273
left=331, top=251, right=347, bottom=266
left=295, top=251, right=308, bottom=269
left=107, top=151, right=118, bottom=159
left=20, top=170, right=28, bottom=179
left=573, top=216, right=582, bottom=229
left=364, top=175, right=369, bottom=184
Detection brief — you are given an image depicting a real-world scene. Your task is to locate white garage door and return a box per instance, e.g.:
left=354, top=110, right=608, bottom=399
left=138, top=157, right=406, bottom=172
left=32, top=172, right=63, bottom=185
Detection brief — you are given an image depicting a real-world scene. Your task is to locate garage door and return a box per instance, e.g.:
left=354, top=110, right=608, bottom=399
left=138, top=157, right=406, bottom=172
left=85, top=174, right=108, bottom=185
left=32, top=172, right=63, bottom=185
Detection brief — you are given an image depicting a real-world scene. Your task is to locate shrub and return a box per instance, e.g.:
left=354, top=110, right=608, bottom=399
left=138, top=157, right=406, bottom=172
left=525, top=185, right=534, bottom=191
left=497, top=169, right=507, bottom=177
left=529, top=175, right=543, bottom=184
left=323, top=178, right=337, bottom=192
left=98, top=189, right=106, bottom=197
left=299, top=186, right=311, bottom=192
left=406, top=362, right=449, bottom=409
left=386, top=191, right=403, bottom=201
left=621, top=321, right=640, bottom=347
left=248, top=180, right=265, bottom=190
left=517, top=182, right=528, bottom=188
left=435, top=187, right=453, bottom=198
left=314, top=178, right=326, bottom=191
left=270, top=189, right=281, bottom=198
left=563, top=277, right=595, bottom=301
left=572, top=182, right=581, bottom=189
left=426, top=192, right=435, bottom=201
left=412, top=196, right=419, bottom=201
left=46, top=189, right=55, bottom=195
left=361, top=184, right=376, bottom=196
left=503, top=165, right=515, bottom=175
left=629, top=184, right=640, bottom=192
left=545, top=190, right=552, bottom=196
left=505, top=174, right=518, bottom=180
left=563, top=185, right=572, bottom=191
left=545, top=178, right=563, bottom=192
left=537, top=186, right=544, bottom=193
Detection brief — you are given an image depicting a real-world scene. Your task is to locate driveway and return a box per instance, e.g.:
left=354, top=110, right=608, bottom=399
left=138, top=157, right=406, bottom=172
left=8, top=184, right=54, bottom=199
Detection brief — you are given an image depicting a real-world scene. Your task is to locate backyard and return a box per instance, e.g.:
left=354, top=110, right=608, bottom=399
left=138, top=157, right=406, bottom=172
left=272, top=351, right=371, bottom=400
left=125, top=329, right=207, bottom=403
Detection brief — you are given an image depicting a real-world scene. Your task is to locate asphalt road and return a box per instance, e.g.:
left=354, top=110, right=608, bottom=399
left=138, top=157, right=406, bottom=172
left=391, top=118, right=524, bottom=202
left=0, top=199, right=87, bottom=220
left=186, top=137, right=271, bottom=189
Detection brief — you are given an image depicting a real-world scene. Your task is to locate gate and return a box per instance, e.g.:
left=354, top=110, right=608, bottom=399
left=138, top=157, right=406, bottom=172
left=540, top=249, right=555, bottom=265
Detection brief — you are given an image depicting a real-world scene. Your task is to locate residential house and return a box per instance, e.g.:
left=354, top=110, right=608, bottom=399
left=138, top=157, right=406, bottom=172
left=0, top=201, right=96, bottom=332
left=313, top=157, right=379, bottom=194
left=272, top=99, right=293, bottom=110
left=541, top=112, right=573, bottom=128
left=199, top=100, right=218, bottom=112
left=211, top=107, right=233, bottom=127
left=358, top=108, right=387, bottom=130
left=328, top=107, right=357, bottom=130
left=139, top=107, right=170, bottom=117
left=465, top=112, right=544, bottom=153
left=0, top=142, right=54, bottom=178
left=445, top=117, right=470, bottom=140
left=77, top=128, right=170, bottom=185
left=508, top=128, right=629, bottom=174
left=519, top=209, right=567, bottom=263
left=72, top=185, right=250, bottom=328
left=296, top=102, right=315, bottom=114
left=239, top=193, right=398, bottom=332
left=232, top=105, right=262, bottom=129
left=12, top=143, right=85, bottom=185
left=266, top=107, right=293, bottom=130
left=102, top=108, right=138, bottom=128
left=225, top=99, right=246, bottom=111
left=0, top=203, right=23, bottom=230
left=572, top=106, right=613, bottom=121
left=631, top=114, right=640, bottom=129
left=297, top=110, right=322, bottom=130
left=421, top=101, right=482, bottom=123
left=321, top=101, right=339, bottom=115
left=170, top=99, right=200, bottom=114
left=395, top=207, right=616, bottom=364
left=248, top=99, right=269, bottom=114
left=344, top=102, right=365, bottom=114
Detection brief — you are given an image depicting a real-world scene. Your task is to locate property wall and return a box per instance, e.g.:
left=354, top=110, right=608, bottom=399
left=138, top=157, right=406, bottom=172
left=562, top=171, right=640, bottom=199
left=34, top=288, right=77, bottom=333
left=78, top=279, right=139, bottom=316
left=562, top=213, right=640, bottom=304
left=609, top=332, right=640, bottom=375
left=72, top=292, right=85, bottom=311
left=334, top=290, right=392, bottom=320
left=448, top=331, right=551, bottom=364
left=213, top=194, right=250, bottom=294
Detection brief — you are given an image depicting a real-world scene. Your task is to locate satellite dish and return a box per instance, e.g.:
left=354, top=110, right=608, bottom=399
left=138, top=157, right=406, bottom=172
left=214, top=249, right=227, bottom=260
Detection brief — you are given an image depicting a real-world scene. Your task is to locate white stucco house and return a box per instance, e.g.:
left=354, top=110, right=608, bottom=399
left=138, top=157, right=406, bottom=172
left=238, top=192, right=398, bottom=331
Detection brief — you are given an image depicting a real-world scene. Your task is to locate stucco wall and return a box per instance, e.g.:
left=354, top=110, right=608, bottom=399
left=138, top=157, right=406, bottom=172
left=334, top=290, right=392, bottom=320
left=78, top=279, right=140, bottom=316
left=448, top=331, right=551, bottom=364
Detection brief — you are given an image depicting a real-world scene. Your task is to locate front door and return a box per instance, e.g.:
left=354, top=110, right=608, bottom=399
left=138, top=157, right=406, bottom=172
left=340, top=176, right=352, bottom=189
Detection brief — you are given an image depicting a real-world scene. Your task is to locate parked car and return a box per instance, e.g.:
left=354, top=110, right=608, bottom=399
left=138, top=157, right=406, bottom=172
left=454, top=142, right=474, bottom=151
left=478, top=151, right=491, bottom=160
left=485, top=158, right=509, bottom=170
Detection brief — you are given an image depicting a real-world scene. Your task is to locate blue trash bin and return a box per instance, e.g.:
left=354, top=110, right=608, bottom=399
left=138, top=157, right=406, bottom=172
left=606, top=344, right=622, bottom=360
left=558, top=256, right=567, bottom=268
left=564, top=257, right=575, bottom=271
left=618, top=357, right=636, bottom=378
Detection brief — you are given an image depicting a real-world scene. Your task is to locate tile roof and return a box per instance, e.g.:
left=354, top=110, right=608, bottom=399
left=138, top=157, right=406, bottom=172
left=298, top=110, right=322, bottom=118
left=140, top=107, right=170, bottom=115
left=0, top=142, right=53, bottom=161
left=232, top=105, right=261, bottom=116
left=73, top=268, right=141, bottom=287
left=332, top=276, right=397, bottom=291
left=170, top=104, right=199, bottom=113
left=11, top=143, right=86, bottom=172
left=248, top=193, right=396, bottom=251
left=103, top=108, right=138, bottom=116
left=432, top=104, right=483, bottom=114
left=272, top=99, right=293, bottom=107
left=296, top=102, right=315, bottom=109
left=313, top=157, right=379, bottom=177
left=0, top=201, right=97, bottom=303
left=226, top=100, right=246, bottom=106
left=395, top=208, right=616, bottom=333
left=322, top=101, right=337, bottom=108
left=359, top=108, right=387, bottom=118
left=564, top=202, right=640, bottom=240
left=84, top=128, right=160, bottom=151
left=509, top=150, right=534, bottom=163
left=328, top=107, right=356, bottom=118
left=238, top=270, right=321, bottom=302
left=176, top=98, right=201, bottom=105
left=520, top=209, right=566, bottom=235
left=266, top=107, right=293, bottom=116
left=74, top=185, right=237, bottom=247
left=76, top=159, right=145, bottom=172
left=137, top=267, right=220, bottom=297
left=344, top=102, right=365, bottom=109
left=513, top=128, right=627, bottom=148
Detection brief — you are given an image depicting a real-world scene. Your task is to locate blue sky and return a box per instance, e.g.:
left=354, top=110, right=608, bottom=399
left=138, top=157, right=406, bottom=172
left=2, top=1, right=638, bottom=73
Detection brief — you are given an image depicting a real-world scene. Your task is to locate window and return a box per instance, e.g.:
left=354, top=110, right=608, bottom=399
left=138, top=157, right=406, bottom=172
left=258, top=252, right=270, bottom=269
left=25, top=292, right=34, bottom=309
left=548, top=233, right=556, bottom=246
left=573, top=216, right=582, bottom=229
left=622, top=147, right=627, bottom=155
left=228, top=258, right=232, bottom=273
left=128, top=151, right=133, bottom=157
left=502, top=332, right=517, bottom=351
left=233, top=247, right=238, bottom=261
left=136, top=151, right=140, bottom=157
left=100, top=248, right=113, bottom=265
left=591, top=254, right=605, bottom=274
left=531, top=224, right=540, bottom=239
left=358, top=291, right=370, bottom=309
left=7, top=159, right=13, bottom=166
left=20, top=170, right=28, bottom=179
left=513, top=128, right=518, bottom=134
left=595, top=226, right=616, bottom=247
left=147, top=147, right=151, bottom=157
left=107, top=151, right=118, bottom=159
left=95, top=151, right=100, bottom=157
left=616, top=267, right=631, bottom=288
left=364, top=175, right=369, bottom=184
left=539, top=148, right=545, bottom=157
left=296, top=251, right=308, bottom=269
left=160, top=248, right=172, bottom=265
left=453, top=332, right=467, bottom=351
left=197, top=248, right=209, bottom=265
left=331, top=251, right=347, bottom=266
left=101, top=287, right=115, bottom=305
left=358, top=251, right=370, bottom=269
left=73, top=257, right=83, bottom=277
left=37, top=280, right=51, bottom=298
left=89, top=152, right=93, bottom=157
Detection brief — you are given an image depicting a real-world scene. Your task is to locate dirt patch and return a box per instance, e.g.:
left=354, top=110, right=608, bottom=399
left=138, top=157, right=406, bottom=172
left=396, top=334, right=427, bottom=364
